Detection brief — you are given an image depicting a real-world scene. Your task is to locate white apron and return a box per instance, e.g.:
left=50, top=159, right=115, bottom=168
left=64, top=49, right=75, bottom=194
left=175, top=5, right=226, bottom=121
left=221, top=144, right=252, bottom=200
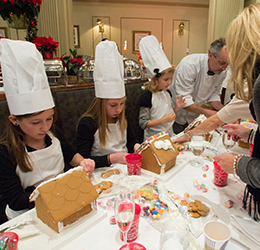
left=144, top=91, right=174, bottom=140
left=6, top=131, right=64, bottom=219
left=91, top=121, right=127, bottom=156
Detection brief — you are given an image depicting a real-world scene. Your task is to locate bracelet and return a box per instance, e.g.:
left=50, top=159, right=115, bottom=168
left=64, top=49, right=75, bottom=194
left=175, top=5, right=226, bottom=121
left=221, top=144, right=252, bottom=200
left=185, top=131, right=191, bottom=139
left=233, top=154, right=244, bottom=176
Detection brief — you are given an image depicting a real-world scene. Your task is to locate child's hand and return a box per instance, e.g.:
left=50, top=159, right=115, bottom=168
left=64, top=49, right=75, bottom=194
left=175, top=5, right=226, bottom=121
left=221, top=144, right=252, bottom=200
left=175, top=95, right=186, bottom=109
left=162, top=112, right=176, bottom=123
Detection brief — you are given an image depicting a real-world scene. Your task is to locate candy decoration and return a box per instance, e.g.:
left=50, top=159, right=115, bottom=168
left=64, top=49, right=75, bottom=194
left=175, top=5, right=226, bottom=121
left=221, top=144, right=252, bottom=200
left=224, top=199, right=234, bottom=208
left=202, top=188, right=208, bottom=192
left=109, top=215, right=116, bottom=224
left=203, top=174, right=207, bottom=178
left=184, top=193, right=189, bottom=198
left=202, top=165, right=209, bottom=171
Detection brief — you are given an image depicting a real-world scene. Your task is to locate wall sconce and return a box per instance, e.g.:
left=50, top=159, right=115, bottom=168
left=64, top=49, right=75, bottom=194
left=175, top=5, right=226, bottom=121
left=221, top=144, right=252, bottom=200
left=97, top=18, right=104, bottom=33
left=122, top=40, right=128, bottom=51
left=178, top=22, right=184, bottom=36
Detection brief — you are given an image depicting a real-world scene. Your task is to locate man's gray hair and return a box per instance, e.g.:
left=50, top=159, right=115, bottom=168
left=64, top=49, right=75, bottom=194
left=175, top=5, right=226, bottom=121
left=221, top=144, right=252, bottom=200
left=208, top=38, right=226, bottom=57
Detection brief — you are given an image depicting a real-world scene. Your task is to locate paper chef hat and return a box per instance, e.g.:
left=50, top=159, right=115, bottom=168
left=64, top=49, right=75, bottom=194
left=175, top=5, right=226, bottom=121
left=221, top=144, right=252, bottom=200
left=139, top=35, right=171, bottom=78
left=0, top=39, right=54, bottom=115
left=94, top=41, right=125, bottom=98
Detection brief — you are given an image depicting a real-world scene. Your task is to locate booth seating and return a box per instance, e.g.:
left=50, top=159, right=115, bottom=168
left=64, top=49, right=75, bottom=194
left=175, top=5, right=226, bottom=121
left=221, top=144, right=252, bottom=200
left=0, top=80, right=145, bottom=150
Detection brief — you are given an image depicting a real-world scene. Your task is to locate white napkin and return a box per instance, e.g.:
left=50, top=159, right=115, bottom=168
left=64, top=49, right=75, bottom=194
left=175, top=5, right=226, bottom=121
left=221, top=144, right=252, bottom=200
left=230, top=214, right=260, bottom=249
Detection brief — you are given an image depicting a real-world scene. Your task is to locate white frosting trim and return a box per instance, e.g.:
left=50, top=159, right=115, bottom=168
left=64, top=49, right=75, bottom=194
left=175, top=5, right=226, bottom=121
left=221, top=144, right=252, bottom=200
left=154, top=139, right=173, bottom=150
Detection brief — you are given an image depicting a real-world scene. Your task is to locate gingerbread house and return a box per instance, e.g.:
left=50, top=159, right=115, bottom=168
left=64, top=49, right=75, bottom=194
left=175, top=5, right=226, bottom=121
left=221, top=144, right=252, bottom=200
left=137, top=131, right=179, bottom=174
left=30, top=166, right=99, bottom=233
left=184, top=115, right=213, bottom=142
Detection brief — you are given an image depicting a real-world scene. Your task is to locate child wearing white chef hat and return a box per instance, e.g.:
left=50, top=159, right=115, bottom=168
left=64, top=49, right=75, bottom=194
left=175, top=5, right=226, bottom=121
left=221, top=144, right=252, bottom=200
left=0, top=39, right=95, bottom=221
left=138, top=35, right=186, bottom=140
left=77, top=41, right=140, bottom=168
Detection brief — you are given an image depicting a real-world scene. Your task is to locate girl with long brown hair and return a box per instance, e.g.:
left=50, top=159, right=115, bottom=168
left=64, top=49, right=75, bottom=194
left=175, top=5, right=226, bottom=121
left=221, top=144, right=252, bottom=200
left=77, top=41, right=140, bottom=168
left=0, top=39, right=95, bottom=222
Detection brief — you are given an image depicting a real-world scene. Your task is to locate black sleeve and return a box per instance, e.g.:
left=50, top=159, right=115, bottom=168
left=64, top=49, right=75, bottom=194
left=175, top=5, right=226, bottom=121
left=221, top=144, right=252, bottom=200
left=0, top=145, right=35, bottom=211
left=76, top=117, right=110, bottom=168
left=51, top=125, right=77, bottom=164
left=166, top=89, right=172, bottom=97
left=126, top=118, right=139, bottom=153
left=138, top=90, right=152, bottom=108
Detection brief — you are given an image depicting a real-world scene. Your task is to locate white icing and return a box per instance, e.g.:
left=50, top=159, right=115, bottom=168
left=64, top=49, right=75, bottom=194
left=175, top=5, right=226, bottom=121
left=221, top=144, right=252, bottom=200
left=154, top=139, right=173, bottom=150
left=58, top=221, right=64, bottom=233
left=160, top=164, right=166, bottom=175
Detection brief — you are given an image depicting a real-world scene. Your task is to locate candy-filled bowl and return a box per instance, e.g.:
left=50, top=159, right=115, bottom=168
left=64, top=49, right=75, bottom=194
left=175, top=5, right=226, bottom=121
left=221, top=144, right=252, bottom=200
left=0, top=232, right=19, bottom=250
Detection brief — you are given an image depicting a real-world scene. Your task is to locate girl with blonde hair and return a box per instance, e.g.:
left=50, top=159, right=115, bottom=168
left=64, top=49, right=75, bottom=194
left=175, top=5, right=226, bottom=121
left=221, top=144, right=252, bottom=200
left=138, top=35, right=185, bottom=140
left=214, top=3, right=260, bottom=220
left=77, top=41, right=140, bottom=168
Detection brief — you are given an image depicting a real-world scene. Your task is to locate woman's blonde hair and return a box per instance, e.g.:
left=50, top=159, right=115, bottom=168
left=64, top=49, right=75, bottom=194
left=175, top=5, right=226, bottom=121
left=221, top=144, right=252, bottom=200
left=226, top=3, right=260, bottom=102
left=80, top=97, right=127, bottom=148
left=0, top=110, right=46, bottom=172
left=144, top=67, right=175, bottom=93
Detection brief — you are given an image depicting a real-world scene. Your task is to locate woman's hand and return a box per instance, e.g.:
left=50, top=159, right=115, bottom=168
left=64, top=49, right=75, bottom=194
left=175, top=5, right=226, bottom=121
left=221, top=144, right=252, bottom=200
left=214, top=153, right=237, bottom=173
left=110, top=152, right=128, bottom=164
left=134, top=143, right=141, bottom=152
left=223, top=124, right=251, bottom=141
left=80, top=159, right=95, bottom=175
left=172, top=133, right=190, bottom=143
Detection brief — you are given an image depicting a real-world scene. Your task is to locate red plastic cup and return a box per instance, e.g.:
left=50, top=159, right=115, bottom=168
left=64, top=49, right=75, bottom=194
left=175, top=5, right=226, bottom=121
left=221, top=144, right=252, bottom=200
left=250, top=143, right=254, bottom=157
left=119, top=243, right=147, bottom=250
left=213, top=160, right=228, bottom=187
left=120, top=203, right=141, bottom=243
left=125, top=153, right=142, bottom=175
left=0, top=232, right=19, bottom=250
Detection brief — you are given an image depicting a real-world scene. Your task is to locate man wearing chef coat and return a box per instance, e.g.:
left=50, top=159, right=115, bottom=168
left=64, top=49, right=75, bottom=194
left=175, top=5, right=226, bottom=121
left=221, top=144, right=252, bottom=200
left=169, top=38, right=227, bottom=134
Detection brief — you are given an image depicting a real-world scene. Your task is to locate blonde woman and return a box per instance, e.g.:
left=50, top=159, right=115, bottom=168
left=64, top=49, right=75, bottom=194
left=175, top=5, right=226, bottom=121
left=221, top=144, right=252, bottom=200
left=77, top=41, right=140, bottom=168
left=214, top=3, right=260, bottom=220
left=138, top=35, right=185, bottom=140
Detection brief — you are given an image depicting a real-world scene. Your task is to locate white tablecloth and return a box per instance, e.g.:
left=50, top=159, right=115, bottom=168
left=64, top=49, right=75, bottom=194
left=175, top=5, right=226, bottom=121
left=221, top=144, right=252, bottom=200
left=0, top=133, right=254, bottom=250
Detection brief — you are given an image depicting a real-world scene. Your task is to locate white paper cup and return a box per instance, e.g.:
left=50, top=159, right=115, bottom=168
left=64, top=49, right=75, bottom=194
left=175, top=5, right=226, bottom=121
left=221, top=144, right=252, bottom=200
left=204, top=221, right=231, bottom=250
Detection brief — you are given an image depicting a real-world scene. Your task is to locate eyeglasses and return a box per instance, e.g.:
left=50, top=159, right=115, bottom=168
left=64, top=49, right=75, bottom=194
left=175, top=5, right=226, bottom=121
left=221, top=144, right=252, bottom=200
left=213, top=56, right=228, bottom=70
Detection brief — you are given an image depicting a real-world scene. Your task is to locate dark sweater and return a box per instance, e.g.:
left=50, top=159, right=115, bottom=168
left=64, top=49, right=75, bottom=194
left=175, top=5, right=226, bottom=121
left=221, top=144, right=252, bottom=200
left=77, top=116, right=138, bottom=168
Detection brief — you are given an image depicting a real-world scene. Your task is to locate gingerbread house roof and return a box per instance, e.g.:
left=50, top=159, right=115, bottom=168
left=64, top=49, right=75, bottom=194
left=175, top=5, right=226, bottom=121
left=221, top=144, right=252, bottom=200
left=30, top=167, right=99, bottom=223
left=137, top=132, right=179, bottom=166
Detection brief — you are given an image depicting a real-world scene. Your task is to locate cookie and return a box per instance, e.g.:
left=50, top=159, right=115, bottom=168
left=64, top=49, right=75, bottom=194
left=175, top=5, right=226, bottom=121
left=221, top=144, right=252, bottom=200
left=182, top=199, right=210, bottom=218
left=94, top=181, right=113, bottom=194
left=189, top=212, right=201, bottom=218
left=101, top=169, right=121, bottom=178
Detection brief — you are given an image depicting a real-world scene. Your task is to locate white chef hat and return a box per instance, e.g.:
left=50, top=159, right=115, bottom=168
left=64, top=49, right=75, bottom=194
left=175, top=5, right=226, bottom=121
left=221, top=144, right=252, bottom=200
left=139, top=35, right=171, bottom=78
left=94, top=41, right=125, bottom=98
left=0, top=39, right=54, bottom=115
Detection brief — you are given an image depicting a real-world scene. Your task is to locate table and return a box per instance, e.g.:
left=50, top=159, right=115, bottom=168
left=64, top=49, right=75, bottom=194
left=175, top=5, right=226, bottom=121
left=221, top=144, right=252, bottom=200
left=0, top=133, right=254, bottom=250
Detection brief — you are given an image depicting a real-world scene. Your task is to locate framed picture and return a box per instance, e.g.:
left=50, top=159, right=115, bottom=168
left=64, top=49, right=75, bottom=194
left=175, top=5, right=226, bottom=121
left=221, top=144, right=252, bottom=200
left=0, top=27, right=8, bottom=38
left=132, top=30, right=151, bottom=53
left=73, top=25, right=80, bottom=48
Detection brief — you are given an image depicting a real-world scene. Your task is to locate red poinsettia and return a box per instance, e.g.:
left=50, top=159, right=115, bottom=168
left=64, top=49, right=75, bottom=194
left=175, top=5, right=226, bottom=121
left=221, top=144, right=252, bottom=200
left=33, top=36, right=59, bottom=55
left=2, top=0, right=42, bottom=6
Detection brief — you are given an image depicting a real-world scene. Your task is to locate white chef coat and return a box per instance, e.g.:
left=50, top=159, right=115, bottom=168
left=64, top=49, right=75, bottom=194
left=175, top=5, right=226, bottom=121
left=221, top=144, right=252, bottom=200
left=6, top=131, right=64, bottom=219
left=144, top=91, right=174, bottom=140
left=169, top=54, right=226, bottom=125
left=91, top=121, right=127, bottom=156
